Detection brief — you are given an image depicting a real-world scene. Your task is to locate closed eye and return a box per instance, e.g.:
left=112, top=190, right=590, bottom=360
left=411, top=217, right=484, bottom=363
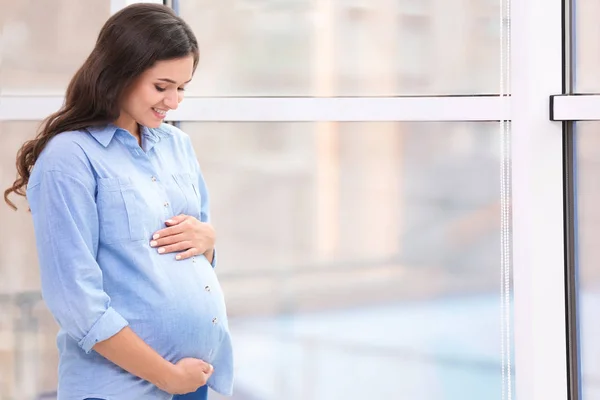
left=155, top=85, right=186, bottom=92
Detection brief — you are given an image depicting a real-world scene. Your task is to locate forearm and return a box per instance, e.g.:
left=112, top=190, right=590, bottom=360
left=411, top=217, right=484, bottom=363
left=93, top=326, right=174, bottom=389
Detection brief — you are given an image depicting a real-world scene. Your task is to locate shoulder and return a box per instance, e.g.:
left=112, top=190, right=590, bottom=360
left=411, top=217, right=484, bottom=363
left=39, top=130, right=94, bottom=168
left=152, top=123, right=203, bottom=176
left=153, top=123, right=192, bottom=143
left=29, top=130, right=95, bottom=188
left=152, top=123, right=195, bottom=154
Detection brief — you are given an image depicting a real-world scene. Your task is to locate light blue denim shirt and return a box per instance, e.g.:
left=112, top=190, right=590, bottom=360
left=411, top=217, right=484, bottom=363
left=26, top=123, right=234, bottom=400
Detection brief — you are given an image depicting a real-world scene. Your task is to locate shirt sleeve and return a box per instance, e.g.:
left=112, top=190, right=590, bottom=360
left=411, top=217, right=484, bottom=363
left=185, top=133, right=218, bottom=269
left=196, top=166, right=218, bottom=269
left=27, top=170, right=129, bottom=353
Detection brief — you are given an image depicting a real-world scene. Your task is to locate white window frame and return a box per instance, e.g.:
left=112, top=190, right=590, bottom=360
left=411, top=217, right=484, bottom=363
left=511, top=0, right=569, bottom=400
left=0, top=95, right=510, bottom=122
left=551, top=94, right=600, bottom=121
left=0, top=0, right=577, bottom=399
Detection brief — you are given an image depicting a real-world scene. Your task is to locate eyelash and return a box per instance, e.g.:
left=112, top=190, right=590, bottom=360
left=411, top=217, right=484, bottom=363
left=154, top=85, right=185, bottom=92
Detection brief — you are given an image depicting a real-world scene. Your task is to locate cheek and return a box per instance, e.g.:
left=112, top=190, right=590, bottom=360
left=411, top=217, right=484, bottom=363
left=129, top=85, right=161, bottom=109
left=142, top=86, right=164, bottom=107
left=123, top=88, right=151, bottom=115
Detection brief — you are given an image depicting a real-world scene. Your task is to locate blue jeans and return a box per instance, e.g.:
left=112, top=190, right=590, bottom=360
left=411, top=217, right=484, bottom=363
left=84, top=386, right=208, bottom=400
left=174, top=385, right=208, bottom=400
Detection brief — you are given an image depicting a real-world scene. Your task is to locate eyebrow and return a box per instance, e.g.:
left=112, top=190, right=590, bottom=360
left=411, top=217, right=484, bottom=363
left=157, top=78, right=192, bottom=84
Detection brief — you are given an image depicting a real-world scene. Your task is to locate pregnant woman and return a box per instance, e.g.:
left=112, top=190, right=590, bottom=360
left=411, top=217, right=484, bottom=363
left=3, top=4, right=233, bottom=400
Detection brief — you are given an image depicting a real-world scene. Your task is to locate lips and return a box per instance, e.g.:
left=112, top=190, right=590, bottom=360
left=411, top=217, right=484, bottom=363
left=152, top=107, right=167, bottom=119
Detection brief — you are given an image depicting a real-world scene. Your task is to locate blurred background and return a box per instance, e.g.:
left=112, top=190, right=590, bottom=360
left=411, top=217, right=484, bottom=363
left=0, top=0, right=598, bottom=399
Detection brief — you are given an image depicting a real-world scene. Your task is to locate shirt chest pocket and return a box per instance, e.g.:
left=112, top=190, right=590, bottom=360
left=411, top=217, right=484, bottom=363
left=96, top=177, right=147, bottom=244
left=172, top=173, right=202, bottom=220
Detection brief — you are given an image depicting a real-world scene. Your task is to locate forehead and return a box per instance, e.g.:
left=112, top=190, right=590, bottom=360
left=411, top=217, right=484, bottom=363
left=143, top=56, right=194, bottom=82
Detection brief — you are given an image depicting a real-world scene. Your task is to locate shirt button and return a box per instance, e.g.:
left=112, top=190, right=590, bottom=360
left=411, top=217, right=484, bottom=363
left=212, top=317, right=218, bottom=325
left=205, top=285, right=211, bottom=292
left=163, top=202, right=169, bottom=207
left=151, top=176, right=157, bottom=182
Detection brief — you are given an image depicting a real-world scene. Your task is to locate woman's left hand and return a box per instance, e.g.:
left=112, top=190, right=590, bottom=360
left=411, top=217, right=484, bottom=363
left=150, top=214, right=215, bottom=261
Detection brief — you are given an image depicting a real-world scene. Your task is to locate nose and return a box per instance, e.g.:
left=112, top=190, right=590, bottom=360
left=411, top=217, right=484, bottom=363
left=164, top=91, right=179, bottom=110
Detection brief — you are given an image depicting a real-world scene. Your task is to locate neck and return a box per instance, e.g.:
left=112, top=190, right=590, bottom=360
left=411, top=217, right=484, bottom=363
left=114, top=115, right=141, bottom=144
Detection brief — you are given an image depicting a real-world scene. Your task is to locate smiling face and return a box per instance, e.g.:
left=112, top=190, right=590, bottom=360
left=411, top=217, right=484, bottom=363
left=116, top=55, right=194, bottom=133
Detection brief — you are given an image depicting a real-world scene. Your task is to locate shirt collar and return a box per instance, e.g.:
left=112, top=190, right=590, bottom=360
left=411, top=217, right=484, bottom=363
left=86, top=123, right=173, bottom=147
left=86, top=124, right=118, bottom=147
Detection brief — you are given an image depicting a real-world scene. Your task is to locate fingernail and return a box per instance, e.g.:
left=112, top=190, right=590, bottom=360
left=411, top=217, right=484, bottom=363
left=150, top=241, right=157, bottom=247
left=166, top=219, right=173, bottom=224
left=175, top=255, right=181, bottom=260
left=153, top=234, right=160, bottom=240
left=158, top=248, right=165, bottom=254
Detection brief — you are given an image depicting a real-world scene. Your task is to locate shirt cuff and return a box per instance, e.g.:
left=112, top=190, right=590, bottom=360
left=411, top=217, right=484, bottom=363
left=210, top=248, right=217, bottom=268
left=78, top=306, right=129, bottom=354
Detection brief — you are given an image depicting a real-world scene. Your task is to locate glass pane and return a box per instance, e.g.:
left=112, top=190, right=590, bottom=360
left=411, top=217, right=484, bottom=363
left=182, top=121, right=514, bottom=399
left=0, top=1, right=110, bottom=94
left=574, top=122, right=600, bottom=399
left=0, top=121, right=514, bottom=399
left=574, top=0, right=600, bottom=92
left=0, top=122, right=59, bottom=400
left=181, top=1, right=506, bottom=96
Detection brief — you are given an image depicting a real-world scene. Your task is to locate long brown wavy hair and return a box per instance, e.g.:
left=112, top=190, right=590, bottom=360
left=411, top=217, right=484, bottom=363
left=4, top=3, right=199, bottom=210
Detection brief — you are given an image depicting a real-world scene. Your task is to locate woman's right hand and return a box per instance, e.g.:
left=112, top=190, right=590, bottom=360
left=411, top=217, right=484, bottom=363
left=160, top=357, right=214, bottom=395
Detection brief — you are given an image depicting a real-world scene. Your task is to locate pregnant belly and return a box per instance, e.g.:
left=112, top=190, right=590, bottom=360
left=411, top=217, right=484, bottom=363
left=115, top=255, right=228, bottom=363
